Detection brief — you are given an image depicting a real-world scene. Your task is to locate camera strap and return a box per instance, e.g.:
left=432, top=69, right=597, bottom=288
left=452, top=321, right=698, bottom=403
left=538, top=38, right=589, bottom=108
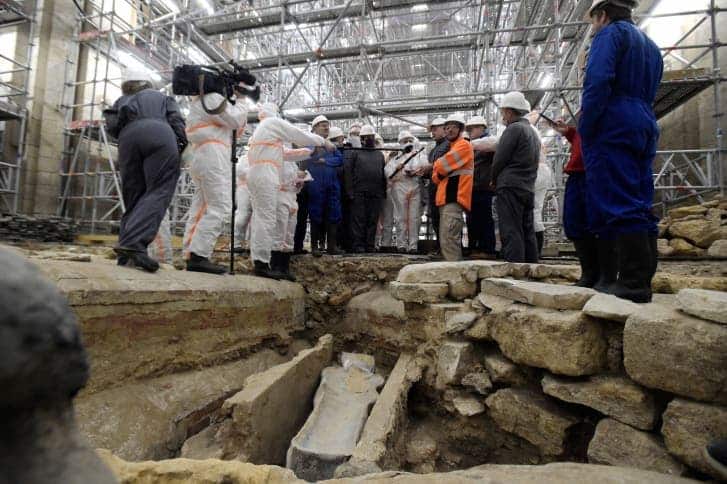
left=198, top=74, right=228, bottom=115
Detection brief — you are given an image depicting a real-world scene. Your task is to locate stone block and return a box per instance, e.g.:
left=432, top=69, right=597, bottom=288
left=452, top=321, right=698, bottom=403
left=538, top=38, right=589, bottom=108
left=676, top=288, right=727, bottom=324
left=482, top=278, right=596, bottom=310
left=669, top=218, right=724, bottom=248
left=286, top=365, right=384, bottom=481
left=335, top=353, right=422, bottom=477
left=388, top=281, right=448, bottom=304
left=37, top=258, right=306, bottom=394
left=708, top=239, right=727, bottom=258
left=658, top=238, right=676, bottom=257
left=203, top=335, right=333, bottom=465
left=661, top=398, right=727, bottom=478
left=588, top=419, right=685, bottom=476
left=489, top=305, right=607, bottom=376
left=445, top=311, right=478, bottom=334
left=447, top=279, right=478, bottom=301
left=462, top=371, right=493, bottom=395
left=528, top=264, right=581, bottom=281
left=464, top=294, right=513, bottom=341
left=483, top=350, right=528, bottom=386
left=452, top=394, right=486, bottom=417
left=668, top=205, right=707, bottom=220
left=623, top=305, right=727, bottom=403
left=542, top=374, right=657, bottom=430
left=436, top=341, right=474, bottom=388
left=77, top=348, right=295, bottom=461
left=396, top=261, right=479, bottom=284
left=669, top=238, right=706, bottom=256
left=652, top=272, right=727, bottom=293
left=485, top=388, right=580, bottom=456
left=582, top=293, right=641, bottom=323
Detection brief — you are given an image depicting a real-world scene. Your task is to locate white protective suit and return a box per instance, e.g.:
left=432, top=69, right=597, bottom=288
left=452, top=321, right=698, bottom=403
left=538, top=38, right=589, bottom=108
left=183, top=93, right=247, bottom=259
left=233, top=155, right=252, bottom=248
left=247, top=110, right=326, bottom=263
left=387, top=139, right=428, bottom=252
left=533, top=161, right=555, bottom=233
left=376, top=152, right=397, bottom=249
left=272, top=148, right=312, bottom=253
left=148, top=210, right=173, bottom=264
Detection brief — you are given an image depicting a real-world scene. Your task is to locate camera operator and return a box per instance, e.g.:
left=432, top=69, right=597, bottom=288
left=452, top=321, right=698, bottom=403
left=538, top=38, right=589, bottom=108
left=105, top=69, right=187, bottom=273
left=182, top=84, right=249, bottom=275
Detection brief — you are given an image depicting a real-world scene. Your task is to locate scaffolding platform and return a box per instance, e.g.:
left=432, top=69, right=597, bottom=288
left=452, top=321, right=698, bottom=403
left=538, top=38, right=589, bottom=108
left=0, top=98, right=21, bottom=120
left=654, top=68, right=715, bottom=120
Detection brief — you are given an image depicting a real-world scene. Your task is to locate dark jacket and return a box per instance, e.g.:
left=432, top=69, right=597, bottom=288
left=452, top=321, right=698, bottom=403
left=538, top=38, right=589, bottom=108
left=344, top=149, right=386, bottom=199
left=491, top=118, right=540, bottom=193
left=472, top=133, right=495, bottom=192
left=428, top=138, right=450, bottom=164
left=106, top=88, right=187, bottom=152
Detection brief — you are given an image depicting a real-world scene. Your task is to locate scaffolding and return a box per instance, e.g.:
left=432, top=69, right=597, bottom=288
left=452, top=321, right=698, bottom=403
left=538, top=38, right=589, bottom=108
left=0, top=0, right=36, bottom=213
left=57, top=0, right=725, bottom=234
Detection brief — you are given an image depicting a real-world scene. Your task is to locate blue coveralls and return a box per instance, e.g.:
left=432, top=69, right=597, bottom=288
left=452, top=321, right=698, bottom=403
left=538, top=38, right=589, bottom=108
left=578, top=20, right=663, bottom=239
left=307, top=148, right=343, bottom=225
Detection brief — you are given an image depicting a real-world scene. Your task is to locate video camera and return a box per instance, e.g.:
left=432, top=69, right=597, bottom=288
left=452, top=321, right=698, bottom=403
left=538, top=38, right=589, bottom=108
left=172, top=61, right=260, bottom=113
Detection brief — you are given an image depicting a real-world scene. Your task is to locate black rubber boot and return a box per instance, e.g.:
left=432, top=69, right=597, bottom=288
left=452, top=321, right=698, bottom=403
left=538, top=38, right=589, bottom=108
left=311, top=223, right=323, bottom=258
left=572, top=238, right=599, bottom=288
left=279, top=252, right=296, bottom=282
left=253, top=259, right=284, bottom=280
left=327, top=224, right=345, bottom=255
left=704, top=438, right=727, bottom=480
left=186, top=252, right=227, bottom=275
left=648, top=234, right=658, bottom=281
left=593, top=238, right=618, bottom=292
left=115, top=247, right=159, bottom=273
left=607, top=232, right=653, bottom=303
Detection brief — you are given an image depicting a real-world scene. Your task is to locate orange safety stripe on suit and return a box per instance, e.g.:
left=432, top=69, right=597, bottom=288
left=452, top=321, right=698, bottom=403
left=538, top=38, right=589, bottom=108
left=249, top=140, right=283, bottom=149
left=195, top=139, right=229, bottom=149
left=432, top=137, right=474, bottom=211
left=186, top=121, right=226, bottom=134
left=248, top=158, right=282, bottom=168
left=183, top=201, right=208, bottom=258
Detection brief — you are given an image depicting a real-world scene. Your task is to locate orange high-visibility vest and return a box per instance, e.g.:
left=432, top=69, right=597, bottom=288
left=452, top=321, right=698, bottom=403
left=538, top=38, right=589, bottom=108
left=432, top=136, right=474, bottom=211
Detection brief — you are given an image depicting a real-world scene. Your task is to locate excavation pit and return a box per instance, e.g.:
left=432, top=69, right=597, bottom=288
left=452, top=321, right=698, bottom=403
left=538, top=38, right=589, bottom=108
left=9, top=243, right=726, bottom=483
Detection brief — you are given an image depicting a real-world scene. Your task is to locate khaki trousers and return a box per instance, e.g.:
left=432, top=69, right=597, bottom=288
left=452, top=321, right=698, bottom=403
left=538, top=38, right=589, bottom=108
left=439, top=203, right=464, bottom=261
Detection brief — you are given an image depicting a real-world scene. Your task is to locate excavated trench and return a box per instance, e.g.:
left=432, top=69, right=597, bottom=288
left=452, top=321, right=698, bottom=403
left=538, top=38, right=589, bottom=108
left=21, top=244, right=727, bottom=482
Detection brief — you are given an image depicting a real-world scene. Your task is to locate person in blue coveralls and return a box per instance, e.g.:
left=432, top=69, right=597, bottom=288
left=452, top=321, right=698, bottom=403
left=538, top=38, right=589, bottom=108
left=579, top=0, right=663, bottom=303
left=306, top=115, right=344, bottom=257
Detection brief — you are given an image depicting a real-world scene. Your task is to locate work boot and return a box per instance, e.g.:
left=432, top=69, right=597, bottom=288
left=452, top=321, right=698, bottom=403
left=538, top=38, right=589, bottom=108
left=572, top=238, right=599, bottom=288
left=648, top=233, right=658, bottom=280
left=279, top=252, right=297, bottom=282
left=593, top=238, right=618, bottom=292
left=186, top=252, right=227, bottom=275
left=311, top=223, right=323, bottom=257
left=606, top=232, right=653, bottom=303
left=327, top=224, right=345, bottom=255
left=253, top=259, right=284, bottom=280
left=114, top=247, right=159, bottom=273
left=704, top=438, right=727, bottom=480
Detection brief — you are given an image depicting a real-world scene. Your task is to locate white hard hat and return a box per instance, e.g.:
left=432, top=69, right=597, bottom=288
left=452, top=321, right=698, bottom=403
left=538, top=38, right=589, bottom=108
left=444, top=114, right=466, bottom=126
left=123, top=69, right=154, bottom=84
left=312, top=115, right=329, bottom=127
left=430, top=117, right=447, bottom=127
left=360, top=124, right=376, bottom=136
left=589, top=0, right=638, bottom=15
left=466, top=115, right=488, bottom=127
left=350, top=122, right=362, bottom=130
left=259, top=102, right=279, bottom=120
left=328, top=127, right=344, bottom=139
left=501, top=91, right=531, bottom=114
left=398, top=130, right=414, bottom=143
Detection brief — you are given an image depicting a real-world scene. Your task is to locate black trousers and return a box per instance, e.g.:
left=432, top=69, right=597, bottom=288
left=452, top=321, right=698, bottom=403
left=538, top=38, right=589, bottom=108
left=467, top=190, right=496, bottom=253
left=117, top=119, right=180, bottom=253
left=496, top=187, right=538, bottom=263
left=536, top=231, right=544, bottom=256
left=293, top=184, right=310, bottom=251
left=351, top=192, right=384, bottom=251
left=427, top=181, right=439, bottom=242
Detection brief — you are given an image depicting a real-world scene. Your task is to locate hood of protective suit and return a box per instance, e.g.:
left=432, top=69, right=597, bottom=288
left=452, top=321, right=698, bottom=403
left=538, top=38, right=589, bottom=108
left=258, top=103, right=279, bottom=120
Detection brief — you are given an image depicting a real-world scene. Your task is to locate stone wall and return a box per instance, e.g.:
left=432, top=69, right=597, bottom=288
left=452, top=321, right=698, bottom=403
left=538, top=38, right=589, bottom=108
left=381, top=260, right=727, bottom=480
